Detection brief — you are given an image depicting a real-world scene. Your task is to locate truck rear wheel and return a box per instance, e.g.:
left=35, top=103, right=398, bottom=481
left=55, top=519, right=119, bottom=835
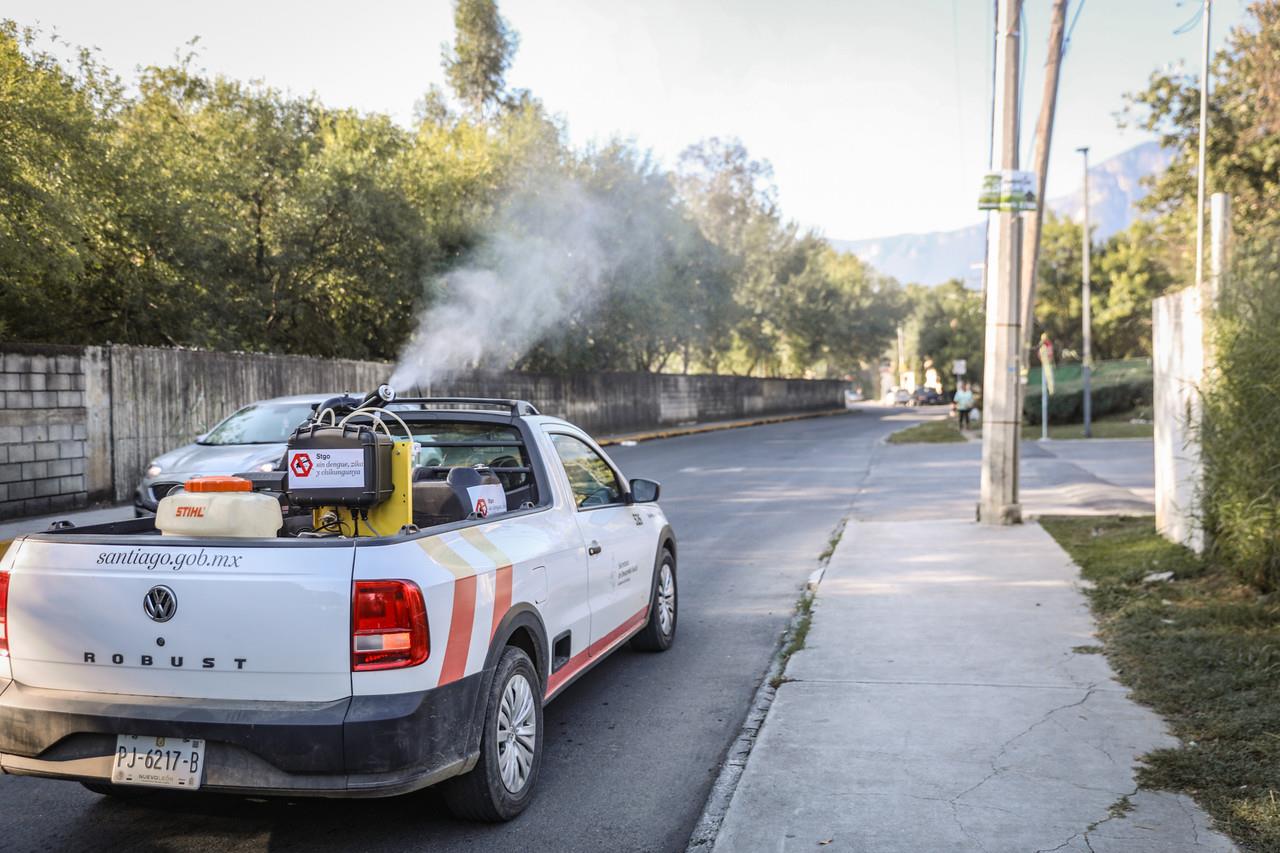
left=443, top=645, right=542, bottom=821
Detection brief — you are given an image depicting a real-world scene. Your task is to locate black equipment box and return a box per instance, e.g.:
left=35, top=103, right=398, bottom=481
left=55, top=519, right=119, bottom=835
left=285, top=424, right=393, bottom=508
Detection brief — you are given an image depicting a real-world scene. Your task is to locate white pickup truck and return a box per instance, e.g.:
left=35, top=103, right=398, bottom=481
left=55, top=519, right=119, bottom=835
left=0, top=395, right=677, bottom=821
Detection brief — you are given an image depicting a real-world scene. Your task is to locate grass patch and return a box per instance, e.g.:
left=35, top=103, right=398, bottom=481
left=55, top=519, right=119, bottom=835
left=770, top=516, right=848, bottom=688
left=1041, top=515, right=1280, bottom=852
left=771, top=593, right=813, bottom=689
left=1021, top=408, right=1154, bottom=440
left=887, top=419, right=967, bottom=444
left=819, top=518, right=848, bottom=565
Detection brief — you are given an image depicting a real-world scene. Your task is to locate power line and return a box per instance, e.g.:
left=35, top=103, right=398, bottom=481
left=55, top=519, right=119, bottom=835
left=1174, top=4, right=1205, bottom=35
left=1062, top=0, right=1086, bottom=56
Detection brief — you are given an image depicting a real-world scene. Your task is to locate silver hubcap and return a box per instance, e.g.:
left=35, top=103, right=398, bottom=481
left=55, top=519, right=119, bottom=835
left=657, top=562, right=675, bottom=637
left=496, top=672, right=537, bottom=793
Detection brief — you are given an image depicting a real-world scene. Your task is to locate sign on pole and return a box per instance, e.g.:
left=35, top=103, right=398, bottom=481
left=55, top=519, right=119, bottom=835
left=952, top=359, right=967, bottom=376
left=978, top=170, right=1039, bottom=212
left=1037, top=335, right=1055, bottom=394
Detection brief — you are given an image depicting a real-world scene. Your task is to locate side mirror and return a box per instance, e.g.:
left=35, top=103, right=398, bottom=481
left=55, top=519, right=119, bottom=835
left=194, top=433, right=208, bottom=443
left=629, top=478, right=661, bottom=503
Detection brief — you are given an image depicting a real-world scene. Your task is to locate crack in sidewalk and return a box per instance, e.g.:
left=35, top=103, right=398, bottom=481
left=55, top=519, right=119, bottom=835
left=948, top=685, right=1100, bottom=850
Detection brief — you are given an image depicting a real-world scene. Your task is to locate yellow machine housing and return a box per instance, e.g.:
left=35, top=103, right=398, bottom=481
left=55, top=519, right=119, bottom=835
left=313, top=439, right=414, bottom=536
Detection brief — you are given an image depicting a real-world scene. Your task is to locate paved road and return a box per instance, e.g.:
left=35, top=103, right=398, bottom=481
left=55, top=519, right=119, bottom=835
left=0, top=409, right=901, bottom=853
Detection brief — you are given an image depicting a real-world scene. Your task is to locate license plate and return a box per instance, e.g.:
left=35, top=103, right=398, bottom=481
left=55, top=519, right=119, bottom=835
left=112, top=735, right=205, bottom=790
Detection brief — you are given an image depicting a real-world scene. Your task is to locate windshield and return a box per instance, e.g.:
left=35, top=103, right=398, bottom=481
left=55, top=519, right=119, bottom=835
left=200, top=403, right=316, bottom=446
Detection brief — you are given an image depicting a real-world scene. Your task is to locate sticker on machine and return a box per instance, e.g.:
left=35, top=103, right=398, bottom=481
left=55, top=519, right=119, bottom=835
left=287, top=449, right=366, bottom=489
left=467, top=484, right=507, bottom=518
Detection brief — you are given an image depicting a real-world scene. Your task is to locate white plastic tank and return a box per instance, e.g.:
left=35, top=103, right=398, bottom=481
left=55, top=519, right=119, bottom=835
left=156, top=476, right=283, bottom=538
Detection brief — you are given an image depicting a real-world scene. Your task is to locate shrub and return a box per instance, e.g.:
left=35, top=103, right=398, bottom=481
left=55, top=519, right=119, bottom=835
left=1202, top=244, right=1280, bottom=592
left=1023, top=358, right=1153, bottom=425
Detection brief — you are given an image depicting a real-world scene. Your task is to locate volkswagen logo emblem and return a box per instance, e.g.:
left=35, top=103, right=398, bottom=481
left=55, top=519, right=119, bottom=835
left=143, top=586, right=177, bottom=623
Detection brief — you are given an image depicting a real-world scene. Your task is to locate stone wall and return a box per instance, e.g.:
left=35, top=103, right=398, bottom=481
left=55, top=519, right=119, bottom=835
left=0, top=344, right=845, bottom=518
left=0, top=345, right=91, bottom=518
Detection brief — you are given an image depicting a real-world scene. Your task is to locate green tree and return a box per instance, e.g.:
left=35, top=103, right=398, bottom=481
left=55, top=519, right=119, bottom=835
left=1032, top=212, right=1087, bottom=357
left=1091, top=220, right=1175, bottom=358
left=0, top=22, right=122, bottom=343
left=1125, top=1, right=1280, bottom=274
left=442, top=0, right=519, bottom=114
left=675, top=138, right=793, bottom=375
left=781, top=245, right=905, bottom=377
left=908, top=279, right=983, bottom=389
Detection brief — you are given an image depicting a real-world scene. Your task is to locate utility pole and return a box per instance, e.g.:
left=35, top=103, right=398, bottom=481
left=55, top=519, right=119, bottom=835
left=1194, top=0, right=1212, bottom=290
left=896, top=324, right=906, bottom=386
left=1078, top=146, right=1093, bottom=438
left=980, top=0, right=1023, bottom=526
left=1209, top=192, right=1231, bottom=305
left=1018, top=0, right=1069, bottom=359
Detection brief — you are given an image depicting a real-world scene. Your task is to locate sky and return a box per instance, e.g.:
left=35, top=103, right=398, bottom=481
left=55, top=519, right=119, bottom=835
left=9, top=0, right=1253, bottom=241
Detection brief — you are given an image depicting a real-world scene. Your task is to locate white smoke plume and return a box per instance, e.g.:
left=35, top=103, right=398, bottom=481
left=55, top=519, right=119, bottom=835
left=389, top=178, right=630, bottom=391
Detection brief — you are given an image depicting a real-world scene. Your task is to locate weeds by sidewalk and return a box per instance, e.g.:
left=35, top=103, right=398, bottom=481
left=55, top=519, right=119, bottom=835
left=886, top=419, right=968, bottom=444
left=1042, top=515, right=1280, bottom=852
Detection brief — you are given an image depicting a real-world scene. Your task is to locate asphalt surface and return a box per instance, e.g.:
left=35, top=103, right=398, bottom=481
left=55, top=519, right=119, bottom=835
left=0, top=408, right=901, bottom=853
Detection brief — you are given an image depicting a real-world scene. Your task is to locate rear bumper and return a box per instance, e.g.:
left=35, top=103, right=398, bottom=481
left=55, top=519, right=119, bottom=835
left=0, top=674, right=485, bottom=797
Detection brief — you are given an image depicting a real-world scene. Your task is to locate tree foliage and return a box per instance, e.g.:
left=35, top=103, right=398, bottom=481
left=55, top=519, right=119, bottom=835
left=907, top=280, right=983, bottom=390
left=441, top=0, right=519, bottom=115
left=1125, top=0, right=1280, bottom=269
left=0, top=9, right=903, bottom=378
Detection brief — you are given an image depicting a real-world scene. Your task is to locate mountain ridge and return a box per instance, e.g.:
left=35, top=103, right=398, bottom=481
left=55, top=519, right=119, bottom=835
left=832, top=141, right=1171, bottom=286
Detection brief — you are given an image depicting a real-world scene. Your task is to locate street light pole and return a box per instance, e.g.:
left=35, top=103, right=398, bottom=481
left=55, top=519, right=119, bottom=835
left=1078, top=146, right=1092, bottom=438
left=1194, top=0, right=1212, bottom=290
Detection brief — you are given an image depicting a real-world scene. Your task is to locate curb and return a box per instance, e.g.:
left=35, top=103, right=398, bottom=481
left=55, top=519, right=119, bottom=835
left=597, top=408, right=854, bottom=447
left=684, top=619, right=787, bottom=852
left=684, top=515, right=849, bottom=852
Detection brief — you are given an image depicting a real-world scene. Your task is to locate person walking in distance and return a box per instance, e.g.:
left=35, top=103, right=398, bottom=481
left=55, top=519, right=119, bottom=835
left=953, top=381, right=976, bottom=431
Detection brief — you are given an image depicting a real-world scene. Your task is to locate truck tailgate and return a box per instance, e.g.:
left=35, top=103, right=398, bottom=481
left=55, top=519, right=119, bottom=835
left=4, top=538, right=353, bottom=703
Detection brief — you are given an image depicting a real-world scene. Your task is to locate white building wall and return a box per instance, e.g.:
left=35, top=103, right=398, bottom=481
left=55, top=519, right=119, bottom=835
left=1152, top=287, right=1204, bottom=552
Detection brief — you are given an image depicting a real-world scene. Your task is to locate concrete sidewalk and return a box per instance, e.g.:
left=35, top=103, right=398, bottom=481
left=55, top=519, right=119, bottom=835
left=855, top=438, right=1156, bottom=521
left=711, top=439, right=1235, bottom=851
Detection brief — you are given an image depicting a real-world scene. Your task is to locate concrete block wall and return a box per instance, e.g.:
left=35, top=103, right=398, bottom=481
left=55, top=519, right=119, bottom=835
left=0, top=344, right=846, bottom=518
left=0, top=346, right=92, bottom=519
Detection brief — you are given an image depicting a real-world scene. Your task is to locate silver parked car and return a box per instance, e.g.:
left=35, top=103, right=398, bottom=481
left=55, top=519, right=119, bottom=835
left=134, top=394, right=331, bottom=515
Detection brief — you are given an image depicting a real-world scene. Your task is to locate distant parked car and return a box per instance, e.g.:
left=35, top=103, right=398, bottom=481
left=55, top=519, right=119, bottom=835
left=910, top=388, right=946, bottom=406
left=134, top=395, right=330, bottom=515
left=890, top=388, right=912, bottom=406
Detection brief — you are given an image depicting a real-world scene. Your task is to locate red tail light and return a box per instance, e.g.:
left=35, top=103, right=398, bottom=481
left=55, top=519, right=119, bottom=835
left=352, top=580, right=428, bottom=671
left=0, top=572, right=9, bottom=658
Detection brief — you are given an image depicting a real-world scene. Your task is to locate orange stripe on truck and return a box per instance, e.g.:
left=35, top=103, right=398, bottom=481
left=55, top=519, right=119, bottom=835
left=439, top=574, right=477, bottom=686
left=418, top=537, right=480, bottom=687
left=456, top=528, right=515, bottom=640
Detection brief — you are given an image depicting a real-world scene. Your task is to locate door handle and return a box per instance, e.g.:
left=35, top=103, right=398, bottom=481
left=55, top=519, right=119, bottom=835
left=588, top=541, right=602, bottom=556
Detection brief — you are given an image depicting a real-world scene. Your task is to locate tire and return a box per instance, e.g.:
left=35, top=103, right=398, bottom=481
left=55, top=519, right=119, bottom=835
left=443, top=646, right=543, bottom=822
left=631, top=548, right=677, bottom=652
